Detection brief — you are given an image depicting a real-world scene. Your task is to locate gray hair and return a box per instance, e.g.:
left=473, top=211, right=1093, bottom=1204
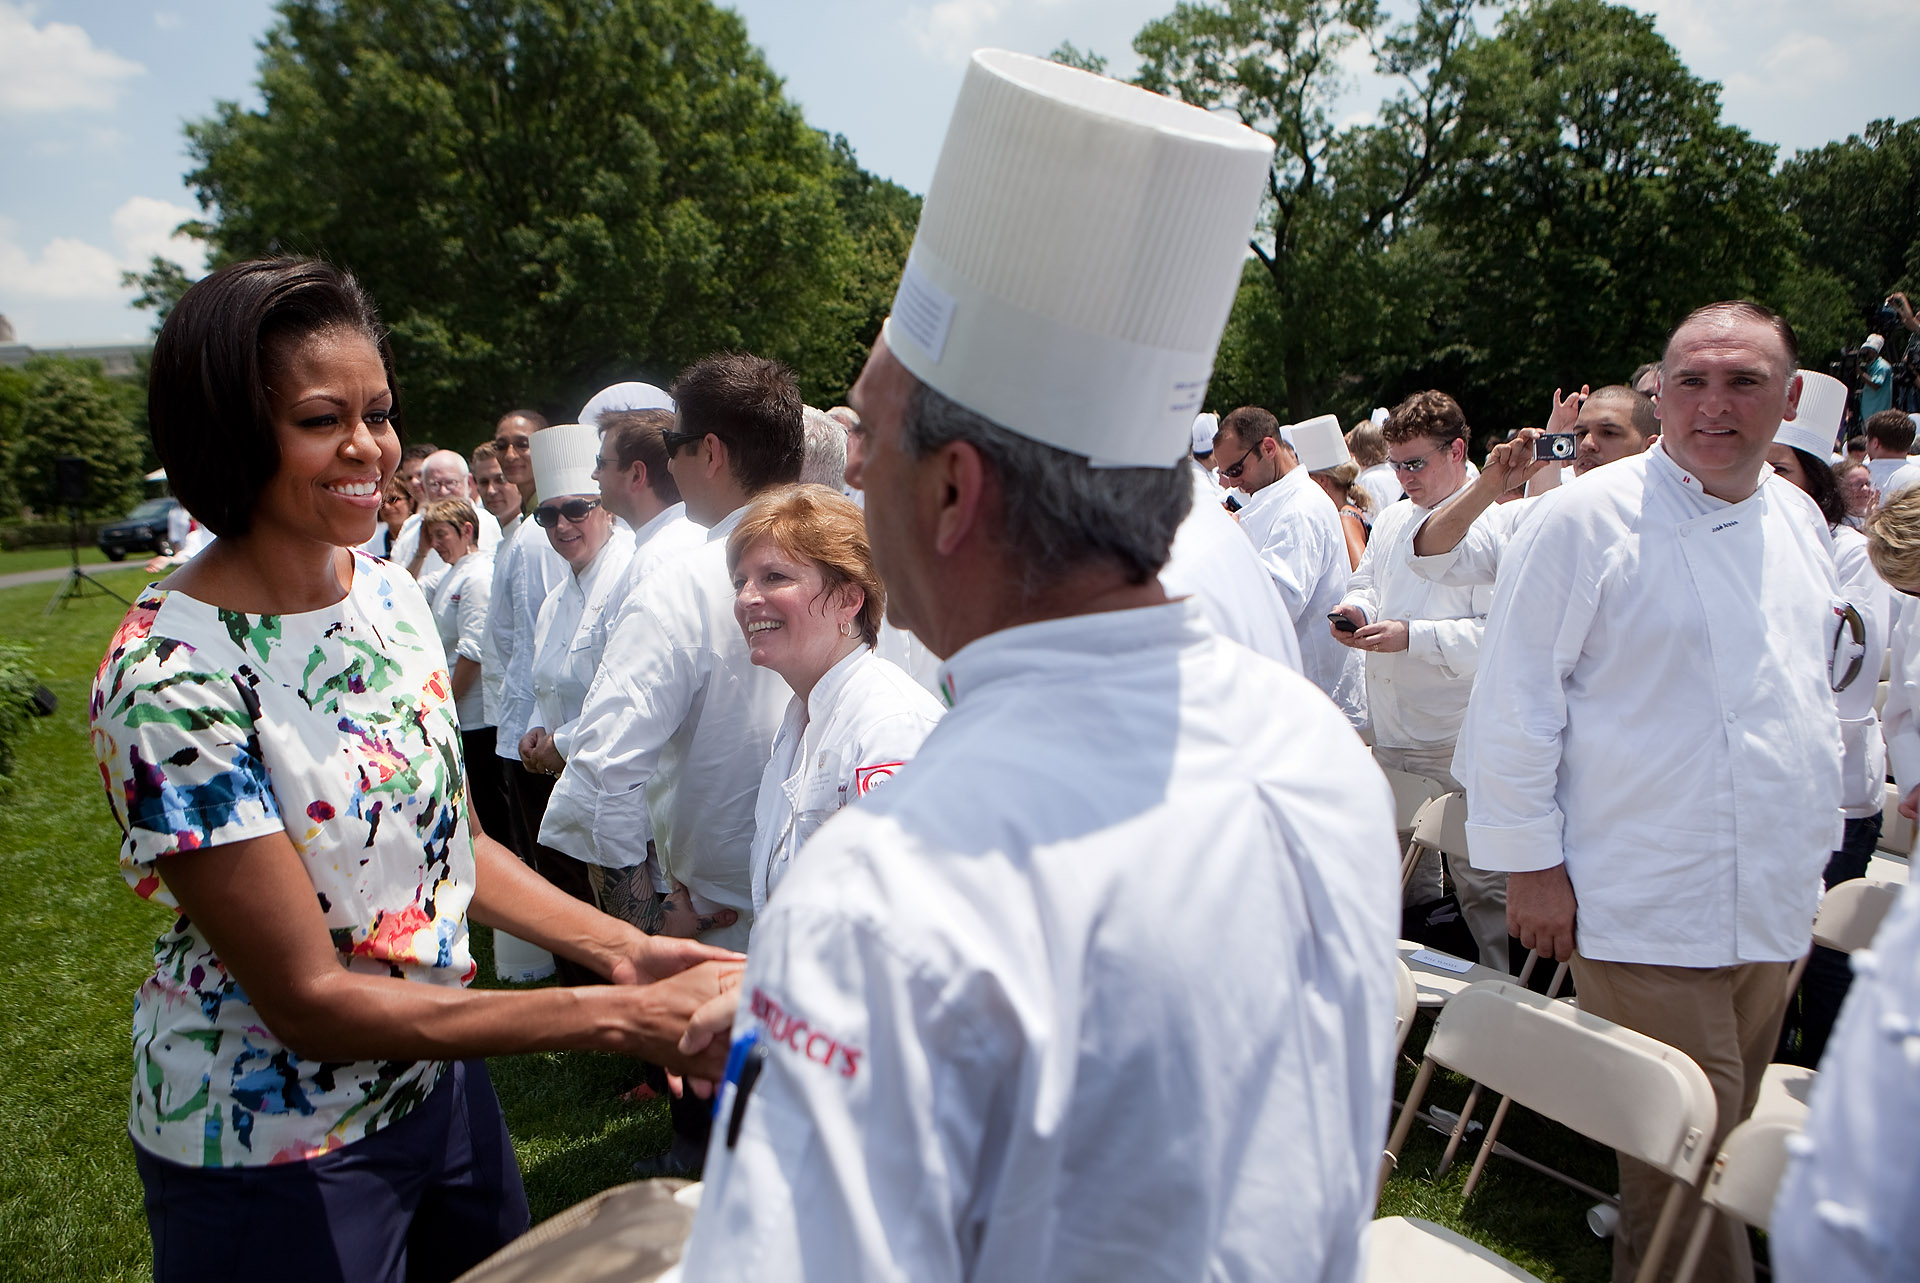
left=800, top=406, right=848, bottom=488
left=900, top=382, right=1191, bottom=600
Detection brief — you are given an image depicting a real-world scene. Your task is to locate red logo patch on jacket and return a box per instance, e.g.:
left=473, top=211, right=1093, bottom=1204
left=854, top=762, right=905, bottom=796
left=751, top=987, right=861, bottom=1079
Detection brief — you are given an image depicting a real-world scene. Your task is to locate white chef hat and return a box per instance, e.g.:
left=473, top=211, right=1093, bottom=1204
left=530, top=423, right=600, bottom=500
left=1776, top=370, right=1847, bottom=459
left=1288, top=414, right=1350, bottom=472
left=1864, top=334, right=1886, bottom=354
left=579, top=381, right=673, bottom=427
left=881, top=50, right=1275, bottom=468
left=1191, top=413, right=1220, bottom=456
left=1370, top=407, right=1390, bottom=428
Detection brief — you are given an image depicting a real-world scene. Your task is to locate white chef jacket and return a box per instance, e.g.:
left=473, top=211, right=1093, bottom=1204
left=1769, top=876, right=1920, bottom=1283
left=1232, top=464, right=1366, bottom=723
left=1830, top=524, right=1889, bottom=817
left=540, top=508, right=788, bottom=926
left=1338, top=480, right=1491, bottom=749
left=390, top=506, right=503, bottom=593
left=1356, top=461, right=1402, bottom=515
left=1866, top=455, right=1919, bottom=494
left=485, top=516, right=567, bottom=760
left=476, top=513, right=519, bottom=727
left=1162, top=463, right=1302, bottom=672
left=607, top=503, right=705, bottom=624
left=873, top=624, right=943, bottom=694
left=429, top=548, right=494, bottom=731
left=1406, top=493, right=1536, bottom=590
left=1455, top=444, right=1844, bottom=967
left=680, top=599, right=1401, bottom=1283
left=747, top=648, right=943, bottom=920
left=527, top=526, right=635, bottom=760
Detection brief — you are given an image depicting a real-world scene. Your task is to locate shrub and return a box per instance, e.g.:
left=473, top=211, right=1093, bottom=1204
left=0, top=642, right=45, bottom=788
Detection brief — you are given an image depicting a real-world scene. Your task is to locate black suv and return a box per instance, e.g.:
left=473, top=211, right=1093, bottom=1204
left=98, top=497, right=182, bottom=561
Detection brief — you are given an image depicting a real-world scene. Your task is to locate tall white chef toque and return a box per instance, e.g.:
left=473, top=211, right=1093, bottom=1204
left=579, top=381, right=674, bottom=427
left=881, top=50, right=1276, bottom=468
left=1285, top=414, right=1350, bottom=472
left=530, top=423, right=601, bottom=500
left=1775, top=370, right=1847, bottom=459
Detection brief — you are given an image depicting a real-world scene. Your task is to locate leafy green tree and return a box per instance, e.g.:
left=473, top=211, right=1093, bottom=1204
left=184, top=0, right=874, bottom=443
left=1134, top=0, right=1482, bottom=421
left=0, top=366, right=29, bottom=518
left=1777, top=117, right=1920, bottom=364
left=1387, top=0, right=1842, bottom=430
left=9, top=358, right=146, bottom=520
left=1047, top=41, right=1110, bottom=75
left=120, top=256, right=197, bottom=331
left=815, top=135, right=921, bottom=404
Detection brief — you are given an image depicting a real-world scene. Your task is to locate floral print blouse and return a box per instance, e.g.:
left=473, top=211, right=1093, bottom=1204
left=90, top=553, right=476, bottom=1167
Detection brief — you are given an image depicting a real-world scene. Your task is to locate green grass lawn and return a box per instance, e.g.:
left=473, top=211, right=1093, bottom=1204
left=0, top=571, right=1609, bottom=1281
left=0, top=545, right=111, bottom=575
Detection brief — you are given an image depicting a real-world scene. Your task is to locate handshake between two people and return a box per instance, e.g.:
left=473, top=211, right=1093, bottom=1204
left=607, top=929, right=746, bottom=1098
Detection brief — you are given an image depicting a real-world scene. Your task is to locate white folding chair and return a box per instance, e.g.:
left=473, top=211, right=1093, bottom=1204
left=1866, top=853, right=1910, bottom=884
left=1400, top=789, right=1472, bottom=895
left=1392, top=957, right=1419, bottom=1057
left=1784, top=878, right=1903, bottom=993
left=1878, top=782, right=1916, bottom=856
left=1381, top=769, right=1451, bottom=889
left=1668, top=1066, right=1816, bottom=1283
left=1375, top=982, right=1717, bottom=1283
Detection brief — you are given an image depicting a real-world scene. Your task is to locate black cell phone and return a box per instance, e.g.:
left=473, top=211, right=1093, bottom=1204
left=1328, top=612, right=1358, bottom=633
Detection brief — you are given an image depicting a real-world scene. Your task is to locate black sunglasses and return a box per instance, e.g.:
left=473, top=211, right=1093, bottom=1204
left=533, top=498, right=601, bottom=528
left=662, top=428, right=705, bottom=454
left=1219, top=442, right=1260, bottom=480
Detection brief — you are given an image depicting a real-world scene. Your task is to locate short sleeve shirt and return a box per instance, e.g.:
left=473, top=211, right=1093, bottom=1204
left=89, top=553, right=477, bottom=1167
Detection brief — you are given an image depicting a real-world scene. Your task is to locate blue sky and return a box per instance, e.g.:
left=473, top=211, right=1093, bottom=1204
left=5, top=0, right=1918, bottom=345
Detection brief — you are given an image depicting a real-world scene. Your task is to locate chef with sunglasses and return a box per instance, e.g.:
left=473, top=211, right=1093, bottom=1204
left=516, top=426, right=636, bottom=975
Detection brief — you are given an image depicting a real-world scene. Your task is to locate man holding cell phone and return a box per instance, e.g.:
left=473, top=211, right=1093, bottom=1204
left=1329, top=391, right=1504, bottom=965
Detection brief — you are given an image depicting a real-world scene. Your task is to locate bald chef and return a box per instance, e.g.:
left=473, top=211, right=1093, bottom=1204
left=675, top=51, right=1402, bottom=1282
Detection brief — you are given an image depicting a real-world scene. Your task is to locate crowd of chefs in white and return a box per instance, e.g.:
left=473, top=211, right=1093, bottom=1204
left=336, top=50, right=1918, bottom=1283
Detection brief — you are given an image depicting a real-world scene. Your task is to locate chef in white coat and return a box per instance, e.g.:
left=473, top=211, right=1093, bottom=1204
left=726, top=484, right=942, bottom=920
left=1211, top=405, right=1367, bottom=725
left=1455, top=302, right=1844, bottom=1283
left=676, top=50, right=1401, bottom=1283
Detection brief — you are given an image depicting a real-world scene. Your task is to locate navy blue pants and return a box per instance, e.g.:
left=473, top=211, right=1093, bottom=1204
left=134, top=1059, right=529, bottom=1283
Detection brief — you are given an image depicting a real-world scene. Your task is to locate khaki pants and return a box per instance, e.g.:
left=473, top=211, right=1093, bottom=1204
left=1570, top=955, right=1794, bottom=1283
left=1372, top=743, right=1511, bottom=970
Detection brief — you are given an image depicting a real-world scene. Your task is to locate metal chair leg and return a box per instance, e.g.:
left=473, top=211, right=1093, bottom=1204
left=1669, top=1203, right=1717, bottom=1283
left=1632, top=1178, right=1694, bottom=1283
left=1380, top=1058, right=1436, bottom=1196
left=1434, top=1081, right=1485, bottom=1179
left=1459, top=1093, right=1512, bottom=1201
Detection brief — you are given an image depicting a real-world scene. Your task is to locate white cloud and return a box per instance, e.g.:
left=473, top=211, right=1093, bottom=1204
left=0, top=2, right=144, bottom=113
left=0, top=197, right=204, bottom=303
left=906, top=0, right=1072, bottom=63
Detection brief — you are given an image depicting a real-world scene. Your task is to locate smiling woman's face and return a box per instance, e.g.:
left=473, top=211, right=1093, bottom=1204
left=254, top=328, right=398, bottom=551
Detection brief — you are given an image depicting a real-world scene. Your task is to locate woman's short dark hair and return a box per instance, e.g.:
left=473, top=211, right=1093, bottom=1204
left=149, top=257, right=397, bottom=539
left=669, top=352, right=803, bottom=493
left=1790, top=448, right=1848, bottom=528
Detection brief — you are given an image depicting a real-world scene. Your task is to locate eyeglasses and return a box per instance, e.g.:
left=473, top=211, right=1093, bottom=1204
left=1218, top=443, right=1260, bottom=481
left=662, top=428, right=705, bottom=454
left=593, top=454, right=620, bottom=473
left=491, top=436, right=531, bottom=454
left=533, top=498, right=601, bottom=528
left=1389, top=446, right=1446, bottom=475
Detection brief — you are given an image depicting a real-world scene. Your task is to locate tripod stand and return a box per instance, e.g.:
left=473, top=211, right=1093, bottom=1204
left=44, top=503, right=128, bottom=615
